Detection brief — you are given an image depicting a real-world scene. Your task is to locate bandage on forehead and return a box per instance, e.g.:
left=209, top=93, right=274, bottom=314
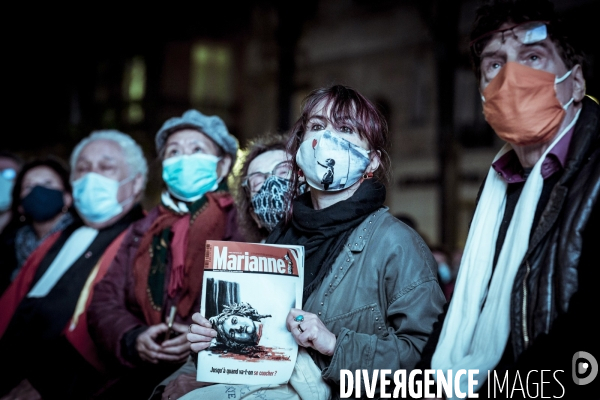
left=518, top=22, right=547, bottom=44
left=472, top=21, right=548, bottom=56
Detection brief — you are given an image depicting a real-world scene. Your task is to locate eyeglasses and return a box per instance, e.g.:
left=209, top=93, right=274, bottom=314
left=470, top=21, right=549, bottom=57
left=242, top=160, right=292, bottom=195
left=1, top=168, right=16, bottom=180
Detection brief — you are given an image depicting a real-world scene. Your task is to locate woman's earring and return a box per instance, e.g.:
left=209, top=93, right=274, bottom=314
left=19, top=215, right=26, bottom=222
left=362, top=172, right=374, bottom=180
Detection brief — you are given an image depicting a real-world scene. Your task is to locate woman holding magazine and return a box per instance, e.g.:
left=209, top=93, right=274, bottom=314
left=179, top=85, right=446, bottom=399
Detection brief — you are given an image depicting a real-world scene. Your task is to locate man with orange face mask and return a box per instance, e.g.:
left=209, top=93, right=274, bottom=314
left=418, top=1, right=599, bottom=398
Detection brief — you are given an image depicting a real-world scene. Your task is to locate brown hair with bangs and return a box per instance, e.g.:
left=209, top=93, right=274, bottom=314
left=284, top=84, right=391, bottom=222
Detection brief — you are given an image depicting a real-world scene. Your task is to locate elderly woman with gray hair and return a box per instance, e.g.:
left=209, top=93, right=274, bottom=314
left=0, top=130, right=147, bottom=399
left=87, top=109, right=244, bottom=399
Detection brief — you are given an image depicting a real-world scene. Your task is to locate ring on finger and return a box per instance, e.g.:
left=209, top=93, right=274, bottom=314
left=298, top=324, right=304, bottom=333
left=188, top=324, right=193, bottom=333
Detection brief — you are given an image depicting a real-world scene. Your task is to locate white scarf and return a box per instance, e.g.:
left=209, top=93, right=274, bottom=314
left=161, top=190, right=190, bottom=213
left=432, top=110, right=580, bottom=396
left=27, top=226, right=99, bottom=298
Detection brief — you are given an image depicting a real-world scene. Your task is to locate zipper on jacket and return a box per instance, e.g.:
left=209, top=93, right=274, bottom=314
left=521, top=261, right=531, bottom=349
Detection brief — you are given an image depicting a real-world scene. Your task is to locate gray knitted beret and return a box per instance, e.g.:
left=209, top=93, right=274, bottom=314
left=155, top=109, right=238, bottom=161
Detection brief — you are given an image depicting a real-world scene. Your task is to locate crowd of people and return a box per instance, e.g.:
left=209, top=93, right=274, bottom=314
left=0, top=0, right=597, bottom=399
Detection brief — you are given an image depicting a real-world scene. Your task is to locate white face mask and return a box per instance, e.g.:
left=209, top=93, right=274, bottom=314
left=296, top=130, right=371, bottom=191
left=72, top=172, right=133, bottom=223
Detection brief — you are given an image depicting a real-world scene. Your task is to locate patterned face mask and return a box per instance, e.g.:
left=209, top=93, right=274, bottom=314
left=251, top=176, right=291, bottom=232
left=295, top=130, right=371, bottom=191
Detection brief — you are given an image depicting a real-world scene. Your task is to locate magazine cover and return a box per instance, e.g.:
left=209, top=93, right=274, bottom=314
left=197, top=240, right=304, bottom=385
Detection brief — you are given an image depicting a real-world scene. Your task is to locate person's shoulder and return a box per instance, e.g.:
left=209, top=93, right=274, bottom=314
left=365, top=210, right=439, bottom=282
left=360, top=209, right=433, bottom=260
left=128, top=206, right=161, bottom=236
left=573, top=97, right=600, bottom=156
left=377, top=210, right=428, bottom=244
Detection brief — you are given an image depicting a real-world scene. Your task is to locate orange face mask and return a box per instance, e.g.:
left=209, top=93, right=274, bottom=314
left=482, top=62, right=573, bottom=146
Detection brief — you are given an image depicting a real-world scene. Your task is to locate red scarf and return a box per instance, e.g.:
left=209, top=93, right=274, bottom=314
left=133, top=192, right=232, bottom=325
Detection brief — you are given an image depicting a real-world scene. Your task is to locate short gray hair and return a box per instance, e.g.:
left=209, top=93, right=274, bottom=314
left=70, top=130, right=148, bottom=189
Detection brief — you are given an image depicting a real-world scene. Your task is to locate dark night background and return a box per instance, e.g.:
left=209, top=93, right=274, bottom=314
left=3, top=0, right=599, bottom=249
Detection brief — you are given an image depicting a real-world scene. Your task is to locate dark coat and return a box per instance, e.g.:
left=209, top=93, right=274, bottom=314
left=87, top=200, right=244, bottom=399
left=419, top=97, right=600, bottom=397
left=88, top=203, right=244, bottom=368
left=511, top=98, right=599, bottom=356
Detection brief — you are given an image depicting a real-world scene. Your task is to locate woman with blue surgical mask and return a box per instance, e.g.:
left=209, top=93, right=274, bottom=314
left=0, top=152, right=22, bottom=235
left=0, top=130, right=147, bottom=400
left=141, top=133, right=301, bottom=399
left=0, top=157, right=19, bottom=218
left=160, top=129, right=229, bottom=203
left=0, top=152, right=22, bottom=295
left=87, top=109, right=245, bottom=400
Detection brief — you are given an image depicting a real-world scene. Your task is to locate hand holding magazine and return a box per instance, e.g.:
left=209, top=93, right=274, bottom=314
left=197, top=240, right=304, bottom=385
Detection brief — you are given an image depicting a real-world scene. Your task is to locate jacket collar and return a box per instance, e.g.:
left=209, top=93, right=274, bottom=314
left=561, top=97, right=600, bottom=183
left=528, top=97, right=600, bottom=255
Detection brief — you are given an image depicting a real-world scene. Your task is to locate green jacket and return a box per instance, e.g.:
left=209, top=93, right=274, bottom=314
left=306, top=207, right=446, bottom=398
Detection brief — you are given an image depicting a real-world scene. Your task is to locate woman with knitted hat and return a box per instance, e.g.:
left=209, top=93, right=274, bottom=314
left=87, top=110, right=244, bottom=399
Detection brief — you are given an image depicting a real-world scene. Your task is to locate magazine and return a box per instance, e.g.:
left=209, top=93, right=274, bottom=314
left=197, top=240, right=304, bottom=385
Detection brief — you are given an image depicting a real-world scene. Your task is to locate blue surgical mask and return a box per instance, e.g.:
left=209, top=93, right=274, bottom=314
left=72, top=172, right=133, bottom=223
left=0, top=168, right=16, bottom=212
left=162, top=153, right=220, bottom=202
left=438, top=263, right=453, bottom=284
left=296, top=130, right=371, bottom=191
left=21, top=186, right=65, bottom=222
